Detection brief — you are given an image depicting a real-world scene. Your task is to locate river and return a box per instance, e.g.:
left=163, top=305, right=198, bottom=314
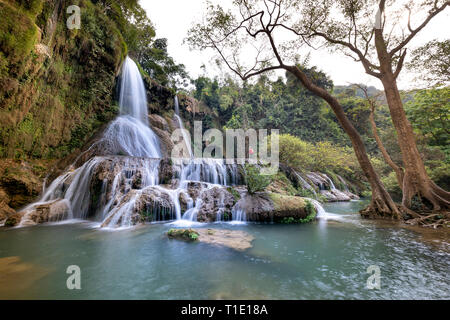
left=0, top=200, right=448, bottom=299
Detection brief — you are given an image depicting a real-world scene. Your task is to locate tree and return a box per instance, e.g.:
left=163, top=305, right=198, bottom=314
left=357, top=84, right=405, bottom=189
left=407, top=39, right=450, bottom=87
left=406, top=88, right=450, bottom=149
left=296, top=0, right=450, bottom=210
left=187, top=0, right=400, bottom=217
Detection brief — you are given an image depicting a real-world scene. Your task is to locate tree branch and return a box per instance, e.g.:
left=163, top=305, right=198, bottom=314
left=389, top=1, right=450, bottom=58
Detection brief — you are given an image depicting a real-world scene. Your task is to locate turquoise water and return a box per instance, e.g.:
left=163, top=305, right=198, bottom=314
left=0, top=200, right=448, bottom=299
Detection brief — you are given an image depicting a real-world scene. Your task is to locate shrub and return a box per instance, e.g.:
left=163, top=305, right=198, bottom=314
left=244, top=164, right=272, bottom=194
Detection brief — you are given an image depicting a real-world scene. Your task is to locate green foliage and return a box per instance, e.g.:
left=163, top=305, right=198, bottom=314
left=227, top=187, right=241, bottom=201
left=0, top=2, right=37, bottom=70
left=276, top=133, right=359, bottom=175
left=407, top=39, right=450, bottom=86
left=406, top=88, right=450, bottom=148
left=280, top=201, right=317, bottom=224
left=244, top=164, right=272, bottom=194
left=167, top=228, right=199, bottom=241
left=191, top=68, right=346, bottom=144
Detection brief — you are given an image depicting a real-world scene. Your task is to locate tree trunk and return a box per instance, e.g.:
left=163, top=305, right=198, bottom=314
left=369, top=107, right=404, bottom=188
left=374, top=30, right=450, bottom=210
left=286, top=65, right=400, bottom=218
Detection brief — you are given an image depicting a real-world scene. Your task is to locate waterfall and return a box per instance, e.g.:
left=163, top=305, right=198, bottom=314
left=173, top=95, right=193, bottom=158
left=295, top=172, right=317, bottom=197
left=229, top=206, right=247, bottom=224
left=305, top=198, right=326, bottom=217
left=103, top=57, right=161, bottom=158
left=18, top=57, right=243, bottom=228
left=174, top=95, right=180, bottom=116
left=174, top=115, right=193, bottom=158
left=323, top=174, right=336, bottom=190
left=119, top=57, right=150, bottom=124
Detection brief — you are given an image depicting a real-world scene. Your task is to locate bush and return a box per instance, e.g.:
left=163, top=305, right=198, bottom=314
left=244, top=164, right=272, bottom=194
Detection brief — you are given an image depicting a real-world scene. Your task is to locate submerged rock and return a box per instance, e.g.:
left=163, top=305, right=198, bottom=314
left=167, top=228, right=254, bottom=251
left=167, top=228, right=199, bottom=241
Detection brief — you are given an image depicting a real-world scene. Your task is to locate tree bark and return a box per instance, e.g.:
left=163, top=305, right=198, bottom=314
left=369, top=106, right=404, bottom=189
left=285, top=65, right=401, bottom=218
left=374, top=29, right=450, bottom=210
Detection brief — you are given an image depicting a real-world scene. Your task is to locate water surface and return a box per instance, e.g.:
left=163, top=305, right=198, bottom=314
left=0, top=200, right=448, bottom=299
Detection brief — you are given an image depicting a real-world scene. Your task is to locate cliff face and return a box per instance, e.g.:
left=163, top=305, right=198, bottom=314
left=0, top=0, right=128, bottom=215
left=0, top=0, right=126, bottom=159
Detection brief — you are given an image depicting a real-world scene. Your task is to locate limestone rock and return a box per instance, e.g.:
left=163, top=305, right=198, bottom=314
left=235, top=192, right=309, bottom=222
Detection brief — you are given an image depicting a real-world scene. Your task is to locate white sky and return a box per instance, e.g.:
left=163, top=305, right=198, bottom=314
left=141, top=0, right=450, bottom=90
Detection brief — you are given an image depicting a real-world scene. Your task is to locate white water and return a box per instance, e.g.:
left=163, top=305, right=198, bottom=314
left=174, top=95, right=180, bottom=116
left=119, top=57, right=150, bottom=124
left=173, top=96, right=193, bottom=158
left=174, top=115, right=193, bottom=158
left=306, top=198, right=345, bottom=221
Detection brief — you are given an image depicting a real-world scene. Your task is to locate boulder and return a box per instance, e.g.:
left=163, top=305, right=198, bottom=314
left=152, top=127, right=174, bottom=159
left=19, top=199, right=71, bottom=226
left=197, top=186, right=236, bottom=222
left=235, top=192, right=310, bottom=222
left=4, top=212, right=24, bottom=227
left=148, top=114, right=169, bottom=131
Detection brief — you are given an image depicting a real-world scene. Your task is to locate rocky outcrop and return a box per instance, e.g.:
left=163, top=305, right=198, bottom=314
left=167, top=228, right=254, bottom=251
left=19, top=199, right=71, bottom=227
left=197, top=186, right=236, bottom=222
left=234, top=192, right=310, bottom=222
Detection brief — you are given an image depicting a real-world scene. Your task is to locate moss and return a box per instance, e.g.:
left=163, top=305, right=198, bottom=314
left=268, top=193, right=306, bottom=212
left=0, top=0, right=127, bottom=160
left=280, top=200, right=317, bottom=224
left=167, top=228, right=200, bottom=241
left=0, top=2, right=38, bottom=64
left=268, top=171, right=298, bottom=195
left=227, top=187, right=241, bottom=201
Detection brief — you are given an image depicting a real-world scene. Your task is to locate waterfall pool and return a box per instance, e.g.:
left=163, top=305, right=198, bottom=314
left=0, top=200, right=448, bottom=299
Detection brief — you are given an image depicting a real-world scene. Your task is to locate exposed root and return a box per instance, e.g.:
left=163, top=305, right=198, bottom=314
left=361, top=204, right=449, bottom=230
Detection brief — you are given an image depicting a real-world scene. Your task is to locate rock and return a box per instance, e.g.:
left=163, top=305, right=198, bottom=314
left=197, top=186, right=236, bottom=222
left=0, top=159, right=42, bottom=209
left=319, top=189, right=359, bottom=202
left=320, top=189, right=351, bottom=202
left=4, top=212, right=24, bottom=227
left=158, top=158, right=175, bottom=184
left=235, top=192, right=309, bottom=222
left=152, top=127, right=174, bottom=158
left=167, top=228, right=199, bottom=241
left=19, top=199, right=71, bottom=226
left=100, top=187, right=175, bottom=227
left=0, top=189, right=16, bottom=225
left=148, top=114, right=169, bottom=131
left=167, top=228, right=254, bottom=251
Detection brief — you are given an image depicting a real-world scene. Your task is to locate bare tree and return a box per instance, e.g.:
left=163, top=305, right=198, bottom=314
left=187, top=0, right=400, bottom=217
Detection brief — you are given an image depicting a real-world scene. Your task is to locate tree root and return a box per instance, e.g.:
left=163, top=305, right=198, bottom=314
left=361, top=204, right=449, bottom=230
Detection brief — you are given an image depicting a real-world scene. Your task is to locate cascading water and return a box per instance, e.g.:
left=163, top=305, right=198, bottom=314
left=103, top=56, right=161, bottom=158
left=173, top=96, right=193, bottom=158
left=174, top=95, right=180, bottom=116
left=17, top=57, right=243, bottom=228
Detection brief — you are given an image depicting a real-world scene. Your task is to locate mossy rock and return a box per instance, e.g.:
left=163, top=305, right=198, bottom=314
left=167, top=228, right=199, bottom=241
left=4, top=212, right=23, bottom=227
left=268, top=193, right=306, bottom=213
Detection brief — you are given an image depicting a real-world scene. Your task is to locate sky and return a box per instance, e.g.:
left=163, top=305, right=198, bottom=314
left=141, top=0, right=449, bottom=90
